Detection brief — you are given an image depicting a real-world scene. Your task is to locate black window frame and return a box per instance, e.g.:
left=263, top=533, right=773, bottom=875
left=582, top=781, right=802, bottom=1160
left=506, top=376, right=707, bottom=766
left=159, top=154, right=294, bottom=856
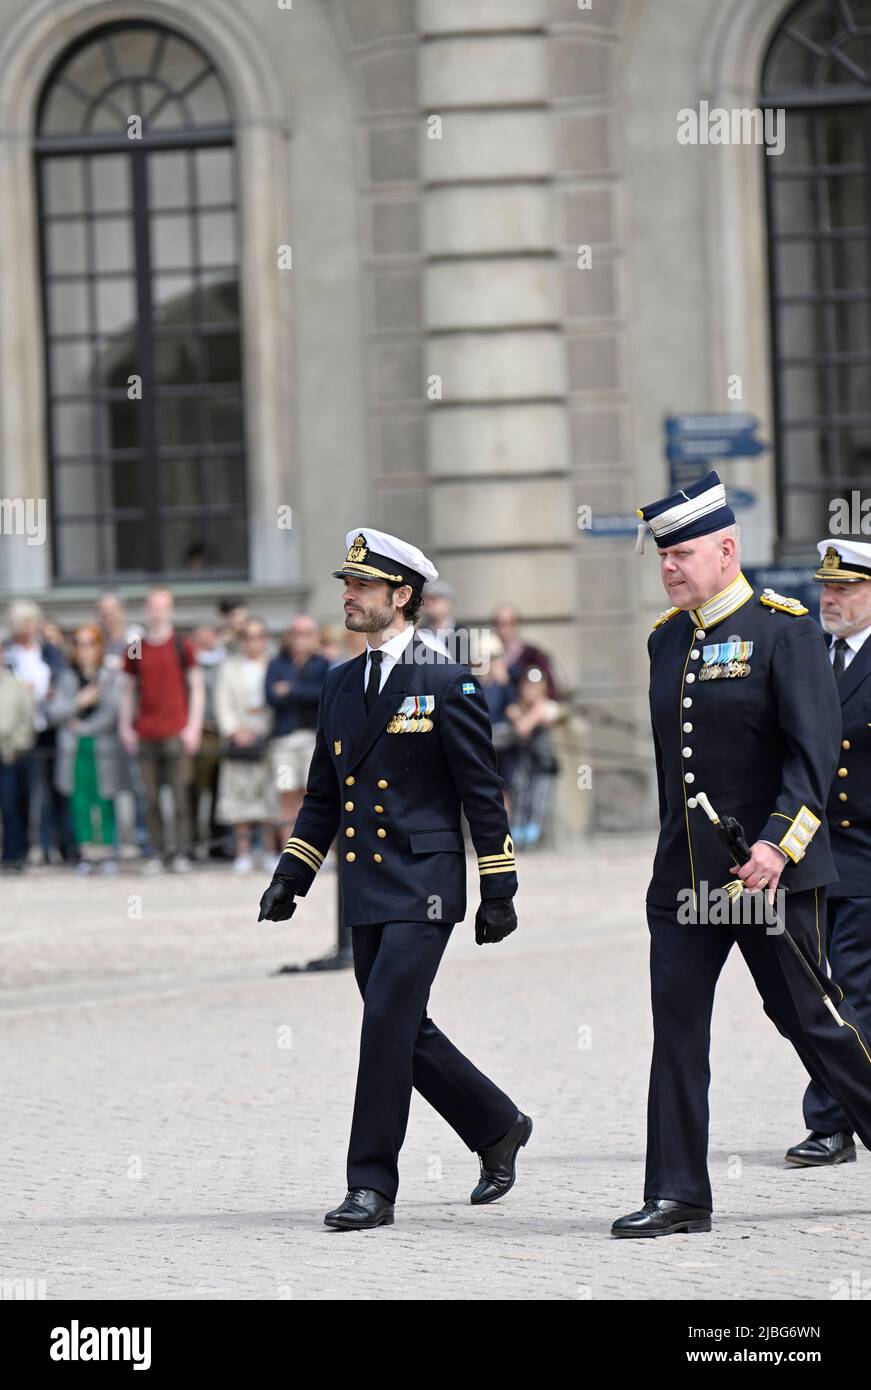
left=762, top=0, right=871, bottom=558
left=34, top=18, right=249, bottom=584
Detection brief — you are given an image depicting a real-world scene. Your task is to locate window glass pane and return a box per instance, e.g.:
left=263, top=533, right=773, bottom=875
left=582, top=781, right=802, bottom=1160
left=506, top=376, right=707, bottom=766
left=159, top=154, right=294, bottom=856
left=51, top=339, right=95, bottom=394
left=199, top=275, right=239, bottom=324
left=148, top=152, right=189, bottom=209
left=93, top=217, right=134, bottom=272
left=57, top=521, right=101, bottom=577
left=199, top=211, right=235, bottom=267
left=203, top=392, right=243, bottom=444
left=95, top=276, right=136, bottom=335
left=46, top=221, right=87, bottom=274
left=163, top=515, right=211, bottom=569
left=195, top=148, right=233, bottom=204
left=90, top=155, right=131, bottom=213
left=63, top=39, right=115, bottom=100
left=153, top=272, right=196, bottom=325
left=110, top=519, right=147, bottom=570
left=108, top=456, right=144, bottom=508
left=43, top=158, right=85, bottom=215
left=207, top=514, right=247, bottom=569
left=112, top=27, right=163, bottom=79
left=771, top=176, right=818, bottom=233
left=187, top=72, right=230, bottom=126
left=48, top=279, right=90, bottom=336
left=155, top=335, right=201, bottom=383
left=156, top=398, right=203, bottom=446
left=152, top=213, right=193, bottom=269
left=780, top=429, right=824, bottom=485
left=203, top=332, right=240, bottom=383
left=831, top=237, right=871, bottom=290
left=53, top=402, right=96, bottom=456
left=103, top=398, right=141, bottom=451
left=161, top=457, right=200, bottom=508
left=55, top=462, right=103, bottom=517
left=824, top=173, right=868, bottom=230
left=782, top=365, right=824, bottom=421
left=775, top=239, right=819, bottom=295
left=204, top=455, right=246, bottom=506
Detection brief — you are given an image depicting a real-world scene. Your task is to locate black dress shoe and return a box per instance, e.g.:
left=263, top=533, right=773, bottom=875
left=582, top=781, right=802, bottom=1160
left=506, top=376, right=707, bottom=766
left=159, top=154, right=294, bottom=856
left=785, top=1131, right=856, bottom=1166
left=611, top=1198, right=712, bottom=1238
left=323, top=1187, right=395, bottom=1230
left=470, top=1111, right=533, bottom=1205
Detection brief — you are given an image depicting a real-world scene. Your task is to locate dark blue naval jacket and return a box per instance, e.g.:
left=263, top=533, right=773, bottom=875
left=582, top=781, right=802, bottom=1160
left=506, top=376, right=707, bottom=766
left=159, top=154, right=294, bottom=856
left=273, top=632, right=517, bottom=926
left=647, top=573, right=841, bottom=910
left=826, top=633, right=871, bottom=899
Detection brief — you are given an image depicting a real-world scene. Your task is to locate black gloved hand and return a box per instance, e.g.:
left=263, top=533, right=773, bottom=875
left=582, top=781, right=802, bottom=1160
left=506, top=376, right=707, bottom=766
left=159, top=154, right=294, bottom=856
left=258, top=874, right=299, bottom=922
left=475, top=897, right=518, bottom=945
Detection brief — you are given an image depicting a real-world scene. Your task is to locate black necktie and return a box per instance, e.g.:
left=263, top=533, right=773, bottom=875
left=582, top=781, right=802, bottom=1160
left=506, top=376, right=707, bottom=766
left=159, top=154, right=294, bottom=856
left=832, top=638, right=848, bottom=684
left=365, top=649, right=383, bottom=712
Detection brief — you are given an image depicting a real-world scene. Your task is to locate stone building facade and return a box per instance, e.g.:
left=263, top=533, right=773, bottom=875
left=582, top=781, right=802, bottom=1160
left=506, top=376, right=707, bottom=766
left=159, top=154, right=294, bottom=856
left=0, top=0, right=866, bottom=830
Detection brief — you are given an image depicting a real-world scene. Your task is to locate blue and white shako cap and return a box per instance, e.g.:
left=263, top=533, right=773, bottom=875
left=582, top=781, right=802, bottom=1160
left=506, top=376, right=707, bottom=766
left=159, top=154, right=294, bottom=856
left=814, top=538, right=871, bottom=584
left=634, top=469, right=736, bottom=555
left=332, top=527, right=439, bottom=592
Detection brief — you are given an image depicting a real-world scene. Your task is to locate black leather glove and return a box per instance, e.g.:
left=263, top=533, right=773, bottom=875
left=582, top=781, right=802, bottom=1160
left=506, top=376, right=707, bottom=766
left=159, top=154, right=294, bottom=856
left=475, top=897, right=517, bottom=945
left=258, top=874, right=299, bottom=922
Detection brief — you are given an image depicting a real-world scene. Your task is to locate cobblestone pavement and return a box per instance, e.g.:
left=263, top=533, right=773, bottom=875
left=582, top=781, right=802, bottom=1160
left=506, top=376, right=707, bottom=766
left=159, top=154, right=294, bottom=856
left=1, top=838, right=869, bottom=1301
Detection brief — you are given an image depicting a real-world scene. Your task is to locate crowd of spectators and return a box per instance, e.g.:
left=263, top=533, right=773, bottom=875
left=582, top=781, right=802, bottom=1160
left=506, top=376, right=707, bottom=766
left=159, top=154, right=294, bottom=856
left=0, top=584, right=563, bottom=873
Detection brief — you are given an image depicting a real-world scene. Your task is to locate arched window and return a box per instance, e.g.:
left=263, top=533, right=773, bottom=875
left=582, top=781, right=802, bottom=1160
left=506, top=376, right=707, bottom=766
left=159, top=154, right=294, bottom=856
left=35, top=20, right=247, bottom=581
left=762, top=0, right=871, bottom=557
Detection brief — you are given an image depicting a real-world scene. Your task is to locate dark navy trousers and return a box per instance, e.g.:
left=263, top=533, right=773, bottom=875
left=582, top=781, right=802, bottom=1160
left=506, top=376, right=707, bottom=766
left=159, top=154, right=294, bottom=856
left=645, top=889, right=871, bottom=1210
left=346, top=919, right=518, bottom=1202
left=803, top=896, right=871, bottom=1136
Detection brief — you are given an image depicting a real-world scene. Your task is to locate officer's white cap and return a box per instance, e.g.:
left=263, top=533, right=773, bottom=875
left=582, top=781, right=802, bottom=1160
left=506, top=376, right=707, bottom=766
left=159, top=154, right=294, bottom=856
left=332, top=527, right=438, bottom=590
left=814, top=539, right=871, bottom=583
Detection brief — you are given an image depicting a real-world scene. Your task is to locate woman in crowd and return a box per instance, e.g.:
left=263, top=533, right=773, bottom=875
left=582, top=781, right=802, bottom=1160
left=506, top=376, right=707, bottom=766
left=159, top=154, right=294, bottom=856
left=47, top=624, right=127, bottom=873
left=215, top=618, right=279, bottom=874
left=505, top=666, right=561, bottom=849
left=0, top=644, right=36, bottom=871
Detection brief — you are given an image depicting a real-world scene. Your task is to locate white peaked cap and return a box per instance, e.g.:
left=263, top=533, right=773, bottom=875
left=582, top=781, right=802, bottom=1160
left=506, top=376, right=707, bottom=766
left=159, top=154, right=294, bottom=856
left=332, top=527, right=439, bottom=590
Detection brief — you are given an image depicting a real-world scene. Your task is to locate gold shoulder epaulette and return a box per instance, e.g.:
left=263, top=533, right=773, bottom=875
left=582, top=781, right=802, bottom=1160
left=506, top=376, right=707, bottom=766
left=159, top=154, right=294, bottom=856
left=651, top=606, right=681, bottom=630
left=759, top=588, right=808, bottom=617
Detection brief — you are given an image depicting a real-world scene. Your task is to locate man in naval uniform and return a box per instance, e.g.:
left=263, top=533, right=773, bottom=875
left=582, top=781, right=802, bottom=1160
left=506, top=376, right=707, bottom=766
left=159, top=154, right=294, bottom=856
left=612, top=471, right=871, bottom=1238
left=258, top=528, right=531, bottom=1230
left=785, top=539, right=871, bottom=1167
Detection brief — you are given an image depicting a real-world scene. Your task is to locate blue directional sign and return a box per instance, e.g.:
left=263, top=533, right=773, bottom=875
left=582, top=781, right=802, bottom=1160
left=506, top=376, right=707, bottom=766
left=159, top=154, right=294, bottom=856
left=665, top=414, right=759, bottom=437
left=587, top=514, right=639, bottom=536
left=666, top=433, right=767, bottom=463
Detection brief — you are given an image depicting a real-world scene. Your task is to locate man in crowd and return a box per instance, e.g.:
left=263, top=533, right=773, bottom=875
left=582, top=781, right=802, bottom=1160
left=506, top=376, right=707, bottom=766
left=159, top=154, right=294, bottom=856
left=119, top=587, right=204, bottom=874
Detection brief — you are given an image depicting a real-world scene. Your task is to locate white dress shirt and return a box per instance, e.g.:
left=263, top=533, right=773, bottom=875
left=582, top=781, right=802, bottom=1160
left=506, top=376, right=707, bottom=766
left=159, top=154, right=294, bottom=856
left=364, top=622, right=415, bottom=695
left=830, top=623, right=871, bottom=669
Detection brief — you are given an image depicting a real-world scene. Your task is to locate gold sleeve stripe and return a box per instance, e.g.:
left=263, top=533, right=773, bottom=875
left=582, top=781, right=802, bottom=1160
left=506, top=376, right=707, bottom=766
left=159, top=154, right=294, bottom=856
left=478, top=853, right=516, bottom=866
left=284, top=839, right=324, bottom=872
left=284, top=846, right=322, bottom=873
left=480, top=864, right=517, bottom=877
left=778, top=805, right=821, bottom=864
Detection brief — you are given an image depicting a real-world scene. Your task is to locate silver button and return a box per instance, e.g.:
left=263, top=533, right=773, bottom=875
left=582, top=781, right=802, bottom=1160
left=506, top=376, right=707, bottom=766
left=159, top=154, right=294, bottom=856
left=683, top=722, right=693, bottom=732
left=683, top=697, right=692, bottom=708
left=685, top=673, right=695, bottom=683
left=682, top=747, right=692, bottom=757
left=690, top=649, right=700, bottom=659
left=695, top=629, right=705, bottom=639
left=684, top=772, right=695, bottom=784
left=687, top=796, right=698, bottom=809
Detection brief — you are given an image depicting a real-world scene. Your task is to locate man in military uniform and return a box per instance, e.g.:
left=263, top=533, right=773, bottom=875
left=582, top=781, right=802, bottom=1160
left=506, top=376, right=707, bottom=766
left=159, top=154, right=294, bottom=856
left=785, top=539, right=871, bottom=1167
left=612, top=471, right=871, bottom=1238
left=258, top=528, right=531, bottom=1230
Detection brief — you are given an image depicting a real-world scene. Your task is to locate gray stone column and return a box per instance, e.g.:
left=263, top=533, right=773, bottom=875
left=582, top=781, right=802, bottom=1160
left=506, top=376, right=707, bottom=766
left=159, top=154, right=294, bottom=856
left=417, top=0, right=577, bottom=678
